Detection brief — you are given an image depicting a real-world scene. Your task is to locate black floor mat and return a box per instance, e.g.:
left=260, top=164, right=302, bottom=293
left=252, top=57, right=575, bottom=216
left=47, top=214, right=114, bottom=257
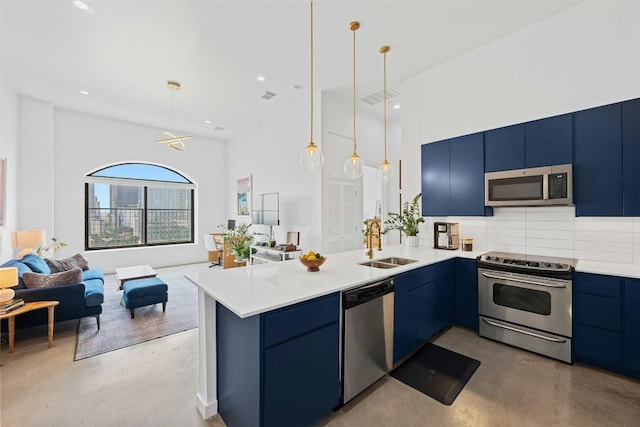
left=390, top=343, right=480, bottom=405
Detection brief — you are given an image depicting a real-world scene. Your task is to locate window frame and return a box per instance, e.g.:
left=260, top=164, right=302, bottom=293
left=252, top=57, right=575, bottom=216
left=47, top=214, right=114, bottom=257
left=85, top=164, right=195, bottom=251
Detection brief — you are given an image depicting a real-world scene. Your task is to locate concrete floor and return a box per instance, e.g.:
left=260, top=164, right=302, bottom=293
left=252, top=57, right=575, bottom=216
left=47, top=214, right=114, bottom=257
left=1, top=263, right=639, bottom=427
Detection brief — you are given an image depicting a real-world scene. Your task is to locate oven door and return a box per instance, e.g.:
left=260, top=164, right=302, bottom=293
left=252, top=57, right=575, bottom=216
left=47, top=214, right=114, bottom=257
left=477, top=268, right=572, bottom=338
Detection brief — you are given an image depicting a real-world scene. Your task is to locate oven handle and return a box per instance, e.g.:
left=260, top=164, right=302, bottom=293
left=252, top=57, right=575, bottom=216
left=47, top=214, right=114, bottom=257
left=482, top=318, right=567, bottom=343
left=481, top=271, right=567, bottom=288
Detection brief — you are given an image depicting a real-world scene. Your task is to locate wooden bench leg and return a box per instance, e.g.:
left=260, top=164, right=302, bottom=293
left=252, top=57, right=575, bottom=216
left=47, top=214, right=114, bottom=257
left=130, top=309, right=135, bottom=319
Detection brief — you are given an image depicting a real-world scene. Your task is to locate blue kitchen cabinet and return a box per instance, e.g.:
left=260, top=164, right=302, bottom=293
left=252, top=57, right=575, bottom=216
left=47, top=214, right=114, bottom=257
left=393, top=265, right=435, bottom=363
left=524, top=113, right=573, bottom=168
left=574, top=103, right=623, bottom=216
left=217, top=293, right=340, bottom=427
left=622, top=99, right=640, bottom=216
left=434, top=275, right=455, bottom=333
left=414, top=280, right=437, bottom=343
left=455, top=258, right=479, bottom=331
left=573, top=272, right=623, bottom=372
left=484, top=123, right=525, bottom=172
left=624, top=278, right=640, bottom=376
left=422, top=133, right=490, bottom=216
left=421, top=140, right=450, bottom=216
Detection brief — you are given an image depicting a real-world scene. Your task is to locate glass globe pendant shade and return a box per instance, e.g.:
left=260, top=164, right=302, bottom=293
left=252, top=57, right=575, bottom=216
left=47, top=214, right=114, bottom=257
left=376, top=160, right=394, bottom=183
left=344, top=153, right=364, bottom=178
left=300, top=141, right=325, bottom=171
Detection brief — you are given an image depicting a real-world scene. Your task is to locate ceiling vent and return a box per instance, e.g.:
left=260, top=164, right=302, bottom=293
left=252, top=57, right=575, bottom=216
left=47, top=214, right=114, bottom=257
left=359, top=87, right=399, bottom=106
left=261, top=91, right=277, bottom=100
left=214, top=126, right=224, bottom=131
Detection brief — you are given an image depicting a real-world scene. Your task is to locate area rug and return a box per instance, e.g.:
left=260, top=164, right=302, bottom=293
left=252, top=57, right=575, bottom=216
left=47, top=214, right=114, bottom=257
left=390, top=343, right=480, bottom=405
left=74, top=274, right=198, bottom=361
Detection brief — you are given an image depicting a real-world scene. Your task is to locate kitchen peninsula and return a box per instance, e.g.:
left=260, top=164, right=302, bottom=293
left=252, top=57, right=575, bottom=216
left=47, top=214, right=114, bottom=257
left=186, top=244, right=481, bottom=425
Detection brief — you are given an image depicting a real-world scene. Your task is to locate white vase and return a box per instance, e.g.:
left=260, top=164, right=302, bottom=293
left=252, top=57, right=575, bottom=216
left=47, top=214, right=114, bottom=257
left=405, top=236, right=419, bottom=247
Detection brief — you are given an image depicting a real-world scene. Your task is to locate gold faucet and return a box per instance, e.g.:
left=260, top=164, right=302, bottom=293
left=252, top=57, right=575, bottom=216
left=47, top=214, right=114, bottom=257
left=366, top=220, right=382, bottom=259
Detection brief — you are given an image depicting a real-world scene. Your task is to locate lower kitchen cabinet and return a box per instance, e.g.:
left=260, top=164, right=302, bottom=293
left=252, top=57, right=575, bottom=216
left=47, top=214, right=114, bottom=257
left=573, top=272, right=639, bottom=379
left=217, top=293, right=340, bottom=427
left=393, top=260, right=455, bottom=363
left=455, top=258, right=479, bottom=331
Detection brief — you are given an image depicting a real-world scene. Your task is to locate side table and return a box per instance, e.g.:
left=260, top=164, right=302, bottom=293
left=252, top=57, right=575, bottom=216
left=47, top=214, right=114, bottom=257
left=0, top=301, right=60, bottom=353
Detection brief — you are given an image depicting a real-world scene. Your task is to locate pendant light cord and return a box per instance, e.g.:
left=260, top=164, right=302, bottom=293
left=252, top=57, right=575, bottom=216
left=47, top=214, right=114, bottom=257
left=383, top=48, right=387, bottom=162
left=350, top=22, right=359, bottom=156
left=310, top=1, right=314, bottom=144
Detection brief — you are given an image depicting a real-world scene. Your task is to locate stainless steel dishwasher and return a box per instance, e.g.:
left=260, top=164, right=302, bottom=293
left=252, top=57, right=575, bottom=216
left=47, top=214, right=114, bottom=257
left=341, top=278, right=394, bottom=404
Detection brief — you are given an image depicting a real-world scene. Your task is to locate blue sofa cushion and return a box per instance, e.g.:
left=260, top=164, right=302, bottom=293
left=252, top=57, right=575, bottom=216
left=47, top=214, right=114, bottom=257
left=22, top=268, right=83, bottom=289
left=84, top=278, right=104, bottom=307
left=82, top=268, right=104, bottom=283
left=0, top=259, right=32, bottom=289
left=20, top=254, right=51, bottom=274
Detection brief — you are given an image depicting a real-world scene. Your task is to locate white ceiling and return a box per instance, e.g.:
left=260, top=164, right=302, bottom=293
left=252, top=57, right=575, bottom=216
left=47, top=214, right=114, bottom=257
left=1, top=0, right=583, bottom=142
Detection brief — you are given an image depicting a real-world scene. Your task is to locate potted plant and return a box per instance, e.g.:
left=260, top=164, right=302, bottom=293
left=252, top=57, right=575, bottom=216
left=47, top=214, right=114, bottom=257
left=381, top=193, right=425, bottom=246
left=36, top=237, right=67, bottom=258
left=223, top=223, right=254, bottom=263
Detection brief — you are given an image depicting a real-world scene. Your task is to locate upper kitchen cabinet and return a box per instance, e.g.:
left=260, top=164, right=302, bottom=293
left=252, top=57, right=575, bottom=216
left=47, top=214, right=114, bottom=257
left=622, top=98, right=640, bottom=216
left=484, top=124, right=525, bottom=172
left=485, top=114, right=573, bottom=173
left=574, top=103, right=623, bottom=216
left=422, top=133, right=491, bottom=217
left=525, top=113, right=573, bottom=168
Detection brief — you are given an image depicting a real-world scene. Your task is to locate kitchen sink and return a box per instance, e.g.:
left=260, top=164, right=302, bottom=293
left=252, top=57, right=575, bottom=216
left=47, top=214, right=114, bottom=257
left=358, top=261, right=398, bottom=269
left=358, top=257, right=418, bottom=269
left=377, top=257, right=418, bottom=265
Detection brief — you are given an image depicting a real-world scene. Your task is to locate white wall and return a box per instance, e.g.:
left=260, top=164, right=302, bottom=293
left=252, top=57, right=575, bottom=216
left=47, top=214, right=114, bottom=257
left=0, top=79, right=19, bottom=262
left=226, top=98, right=323, bottom=251
left=402, top=1, right=640, bottom=264
left=13, top=97, right=227, bottom=272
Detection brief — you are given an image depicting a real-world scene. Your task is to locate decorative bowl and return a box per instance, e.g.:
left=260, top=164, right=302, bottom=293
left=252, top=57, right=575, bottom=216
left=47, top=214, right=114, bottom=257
left=299, top=257, right=326, bottom=272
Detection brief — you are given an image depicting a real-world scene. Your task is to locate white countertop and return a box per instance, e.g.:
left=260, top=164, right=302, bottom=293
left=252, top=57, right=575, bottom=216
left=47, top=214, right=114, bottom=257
left=186, top=245, right=481, bottom=318
left=575, top=260, right=640, bottom=279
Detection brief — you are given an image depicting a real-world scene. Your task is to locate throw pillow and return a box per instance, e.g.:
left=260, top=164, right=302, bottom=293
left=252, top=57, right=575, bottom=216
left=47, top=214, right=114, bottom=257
left=45, top=253, right=89, bottom=272
left=22, top=268, right=83, bottom=289
left=19, top=253, right=52, bottom=274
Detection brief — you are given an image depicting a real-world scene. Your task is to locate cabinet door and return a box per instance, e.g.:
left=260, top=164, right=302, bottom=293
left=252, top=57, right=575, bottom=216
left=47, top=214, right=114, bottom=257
left=393, top=291, right=420, bottom=363
left=525, top=113, right=573, bottom=167
left=574, top=103, right=623, bottom=216
left=421, top=140, right=450, bottom=216
left=414, top=281, right=437, bottom=342
left=263, top=323, right=339, bottom=427
left=624, top=278, right=640, bottom=375
left=484, top=123, right=525, bottom=172
left=455, top=258, right=479, bottom=331
left=622, top=99, right=640, bottom=216
left=450, top=133, right=490, bottom=216
left=434, top=275, right=455, bottom=333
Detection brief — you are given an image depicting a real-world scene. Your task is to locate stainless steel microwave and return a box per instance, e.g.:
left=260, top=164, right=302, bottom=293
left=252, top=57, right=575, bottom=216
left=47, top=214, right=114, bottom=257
left=485, top=164, right=573, bottom=207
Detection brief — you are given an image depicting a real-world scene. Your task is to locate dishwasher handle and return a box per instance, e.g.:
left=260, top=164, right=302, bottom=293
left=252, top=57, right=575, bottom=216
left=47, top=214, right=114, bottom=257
left=343, top=279, right=394, bottom=309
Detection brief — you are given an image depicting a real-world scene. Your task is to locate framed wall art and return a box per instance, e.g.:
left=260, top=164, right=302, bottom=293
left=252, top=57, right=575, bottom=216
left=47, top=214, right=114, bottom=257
left=236, top=175, right=252, bottom=219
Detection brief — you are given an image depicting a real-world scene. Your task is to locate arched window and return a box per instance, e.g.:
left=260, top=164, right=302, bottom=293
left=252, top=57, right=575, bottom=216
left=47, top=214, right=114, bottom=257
left=85, top=163, right=195, bottom=250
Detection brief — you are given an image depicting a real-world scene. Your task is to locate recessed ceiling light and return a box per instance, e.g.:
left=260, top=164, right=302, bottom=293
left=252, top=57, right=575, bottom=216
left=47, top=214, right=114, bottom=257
left=80, top=90, right=90, bottom=95
left=393, top=104, right=401, bottom=110
left=73, top=1, right=94, bottom=13
left=257, top=75, right=266, bottom=82
left=204, top=120, right=211, bottom=124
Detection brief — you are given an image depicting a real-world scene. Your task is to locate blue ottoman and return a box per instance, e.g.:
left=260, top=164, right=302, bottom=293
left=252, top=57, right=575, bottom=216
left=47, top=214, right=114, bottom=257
left=122, top=277, right=168, bottom=319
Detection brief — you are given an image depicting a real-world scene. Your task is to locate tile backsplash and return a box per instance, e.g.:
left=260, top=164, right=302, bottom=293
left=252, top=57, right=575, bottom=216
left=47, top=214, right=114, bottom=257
left=421, top=206, right=640, bottom=264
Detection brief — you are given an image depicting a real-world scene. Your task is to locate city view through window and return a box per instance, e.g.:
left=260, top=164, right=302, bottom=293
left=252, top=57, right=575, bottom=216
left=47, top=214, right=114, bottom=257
left=86, top=163, right=194, bottom=250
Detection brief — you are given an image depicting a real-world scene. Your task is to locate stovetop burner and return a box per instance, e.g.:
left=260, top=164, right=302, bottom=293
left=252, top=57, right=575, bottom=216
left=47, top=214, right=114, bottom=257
left=478, top=251, right=575, bottom=274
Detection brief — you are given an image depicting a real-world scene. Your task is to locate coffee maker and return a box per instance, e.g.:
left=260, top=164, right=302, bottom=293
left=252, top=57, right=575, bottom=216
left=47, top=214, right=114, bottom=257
left=434, top=222, right=459, bottom=250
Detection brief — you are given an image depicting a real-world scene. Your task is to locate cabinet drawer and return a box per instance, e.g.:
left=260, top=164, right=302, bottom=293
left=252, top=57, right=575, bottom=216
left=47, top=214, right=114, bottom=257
left=574, top=323, right=623, bottom=367
left=574, top=272, right=622, bottom=298
left=574, top=293, right=622, bottom=332
left=395, top=265, right=434, bottom=294
left=263, top=293, right=338, bottom=348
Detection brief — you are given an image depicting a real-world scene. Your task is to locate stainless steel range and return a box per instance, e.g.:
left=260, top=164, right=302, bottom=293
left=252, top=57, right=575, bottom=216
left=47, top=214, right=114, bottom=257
left=477, top=251, right=576, bottom=363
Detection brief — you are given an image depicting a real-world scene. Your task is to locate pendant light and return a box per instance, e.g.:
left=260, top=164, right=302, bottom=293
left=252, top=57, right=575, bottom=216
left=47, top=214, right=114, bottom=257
left=156, top=80, right=191, bottom=151
left=299, top=1, right=325, bottom=171
left=344, top=21, right=364, bottom=179
left=376, top=45, right=394, bottom=183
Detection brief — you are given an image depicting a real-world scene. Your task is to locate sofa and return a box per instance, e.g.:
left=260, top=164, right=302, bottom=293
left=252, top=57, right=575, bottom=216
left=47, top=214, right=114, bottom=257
left=0, top=253, right=104, bottom=331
